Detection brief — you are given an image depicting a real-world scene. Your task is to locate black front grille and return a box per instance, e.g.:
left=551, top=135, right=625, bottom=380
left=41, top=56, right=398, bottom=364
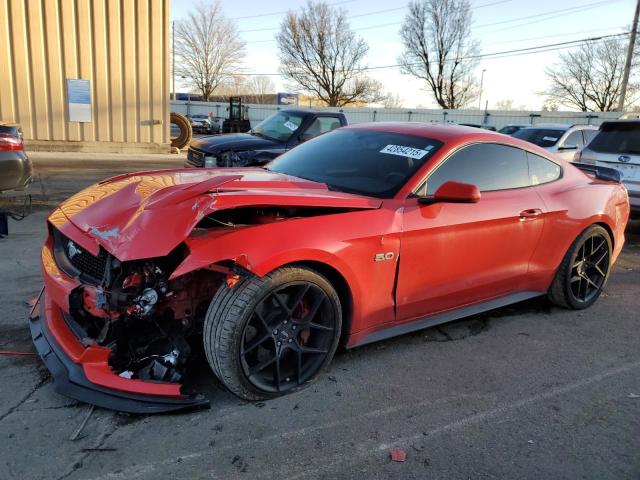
left=52, top=228, right=108, bottom=283
left=187, top=147, right=206, bottom=167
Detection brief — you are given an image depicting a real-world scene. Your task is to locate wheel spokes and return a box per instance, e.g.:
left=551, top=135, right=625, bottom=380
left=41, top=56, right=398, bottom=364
left=241, top=332, right=272, bottom=356
left=241, top=281, right=337, bottom=393
left=570, top=233, right=610, bottom=303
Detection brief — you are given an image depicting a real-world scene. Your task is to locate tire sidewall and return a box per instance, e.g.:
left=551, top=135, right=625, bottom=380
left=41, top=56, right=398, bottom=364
left=207, top=267, right=342, bottom=400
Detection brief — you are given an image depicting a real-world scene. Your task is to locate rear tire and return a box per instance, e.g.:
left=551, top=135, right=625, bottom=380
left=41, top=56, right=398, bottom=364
left=548, top=225, right=612, bottom=309
left=203, top=266, right=342, bottom=401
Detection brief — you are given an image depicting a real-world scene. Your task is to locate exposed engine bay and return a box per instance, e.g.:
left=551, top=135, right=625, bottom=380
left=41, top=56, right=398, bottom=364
left=53, top=228, right=225, bottom=386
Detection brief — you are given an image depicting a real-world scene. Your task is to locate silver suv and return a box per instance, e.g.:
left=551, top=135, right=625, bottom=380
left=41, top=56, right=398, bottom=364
left=512, top=124, right=599, bottom=161
left=578, top=120, right=640, bottom=215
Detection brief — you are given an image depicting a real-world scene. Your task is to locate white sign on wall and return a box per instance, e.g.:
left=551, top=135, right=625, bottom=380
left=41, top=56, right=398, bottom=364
left=67, top=79, right=91, bottom=123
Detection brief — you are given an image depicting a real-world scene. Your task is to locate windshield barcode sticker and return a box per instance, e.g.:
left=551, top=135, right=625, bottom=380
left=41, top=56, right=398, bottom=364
left=380, top=144, right=432, bottom=160
left=283, top=121, right=298, bottom=131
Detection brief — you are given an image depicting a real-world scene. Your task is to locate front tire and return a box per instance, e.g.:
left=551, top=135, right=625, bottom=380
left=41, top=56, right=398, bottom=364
left=548, top=225, right=612, bottom=309
left=204, top=266, right=342, bottom=401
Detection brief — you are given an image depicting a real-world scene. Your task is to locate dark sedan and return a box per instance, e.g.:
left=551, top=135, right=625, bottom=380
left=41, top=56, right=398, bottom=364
left=0, top=123, right=33, bottom=192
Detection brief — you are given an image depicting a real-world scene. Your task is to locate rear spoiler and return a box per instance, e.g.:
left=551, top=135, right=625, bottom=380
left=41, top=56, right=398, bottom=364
left=570, top=162, right=622, bottom=183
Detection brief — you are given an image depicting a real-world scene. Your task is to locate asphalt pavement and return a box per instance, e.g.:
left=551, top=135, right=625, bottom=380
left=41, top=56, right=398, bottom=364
left=0, top=152, right=638, bottom=480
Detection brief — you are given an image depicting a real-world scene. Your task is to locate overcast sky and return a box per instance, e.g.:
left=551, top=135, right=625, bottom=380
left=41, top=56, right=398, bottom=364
left=170, top=0, right=635, bottom=110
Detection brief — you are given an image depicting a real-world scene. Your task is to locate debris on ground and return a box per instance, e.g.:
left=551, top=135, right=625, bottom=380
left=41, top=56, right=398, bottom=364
left=0, top=350, right=37, bottom=356
left=390, top=448, right=406, bottom=462
left=70, top=405, right=95, bottom=441
left=628, top=393, right=640, bottom=399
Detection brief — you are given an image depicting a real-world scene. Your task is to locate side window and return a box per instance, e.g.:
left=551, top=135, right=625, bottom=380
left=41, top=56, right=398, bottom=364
left=300, top=117, right=342, bottom=141
left=425, top=144, right=530, bottom=194
left=563, top=130, right=584, bottom=148
left=527, top=152, right=561, bottom=185
left=582, top=129, right=597, bottom=145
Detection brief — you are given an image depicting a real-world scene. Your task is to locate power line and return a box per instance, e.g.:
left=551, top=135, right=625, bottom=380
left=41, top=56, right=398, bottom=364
left=483, top=25, right=629, bottom=47
left=233, top=32, right=630, bottom=76
left=475, top=0, right=612, bottom=28
left=240, top=0, right=512, bottom=34
left=230, top=0, right=356, bottom=20
left=349, top=0, right=619, bottom=34
left=243, top=0, right=619, bottom=38
left=479, top=0, right=624, bottom=35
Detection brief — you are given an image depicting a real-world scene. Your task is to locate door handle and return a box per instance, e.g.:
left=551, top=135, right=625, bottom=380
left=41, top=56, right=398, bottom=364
left=519, top=208, right=543, bottom=220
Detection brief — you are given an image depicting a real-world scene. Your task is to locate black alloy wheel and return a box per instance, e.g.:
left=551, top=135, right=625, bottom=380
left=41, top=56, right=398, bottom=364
left=549, top=225, right=612, bottom=309
left=204, top=266, right=342, bottom=400
left=240, top=282, right=338, bottom=394
left=569, top=233, right=610, bottom=304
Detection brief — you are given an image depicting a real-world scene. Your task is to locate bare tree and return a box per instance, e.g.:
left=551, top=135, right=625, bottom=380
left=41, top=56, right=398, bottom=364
left=398, top=0, right=480, bottom=109
left=276, top=1, right=378, bottom=107
left=174, top=1, right=245, bottom=101
left=244, top=77, right=276, bottom=103
left=545, top=37, right=638, bottom=112
left=382, top=93, right=405, bottom=108
left=494, top=99, right=515, bottom=110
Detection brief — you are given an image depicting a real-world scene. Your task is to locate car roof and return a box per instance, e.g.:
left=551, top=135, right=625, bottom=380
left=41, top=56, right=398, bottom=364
left=601, top=119, right=640, bottom=126
left=520, top=124, right=597, bottom=130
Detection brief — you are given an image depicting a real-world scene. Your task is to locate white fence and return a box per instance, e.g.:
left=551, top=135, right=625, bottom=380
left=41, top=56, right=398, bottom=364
left=170, top=100, right=623, bottom=130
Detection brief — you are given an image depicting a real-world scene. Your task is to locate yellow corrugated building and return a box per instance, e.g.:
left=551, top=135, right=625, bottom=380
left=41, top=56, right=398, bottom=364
left=0, top=0, right=170, bottom=152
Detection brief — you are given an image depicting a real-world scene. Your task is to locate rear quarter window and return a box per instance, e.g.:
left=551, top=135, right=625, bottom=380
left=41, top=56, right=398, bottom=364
left=527, top=152, right=561, bottom=185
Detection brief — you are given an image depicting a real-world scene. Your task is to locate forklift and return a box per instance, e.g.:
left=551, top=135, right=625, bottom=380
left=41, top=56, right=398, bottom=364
left=222, top=97, right=251, bottom=134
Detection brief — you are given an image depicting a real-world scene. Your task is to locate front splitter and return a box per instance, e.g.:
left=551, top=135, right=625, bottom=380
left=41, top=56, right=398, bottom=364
left=29, top=301, right=210, bottom=414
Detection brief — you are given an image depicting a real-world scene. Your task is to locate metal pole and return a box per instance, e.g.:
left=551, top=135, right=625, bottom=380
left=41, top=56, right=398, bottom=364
left=618, top=0, right=640, bottom=111
left=478, top=69, right=486, bottom=110
left=172, top=21, right=175, bottom=101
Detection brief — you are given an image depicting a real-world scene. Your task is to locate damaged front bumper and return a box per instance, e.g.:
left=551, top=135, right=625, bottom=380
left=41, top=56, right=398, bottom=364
left=31, top=235, right=210, bottom=414
left=30, top=289, right=209, bottom=414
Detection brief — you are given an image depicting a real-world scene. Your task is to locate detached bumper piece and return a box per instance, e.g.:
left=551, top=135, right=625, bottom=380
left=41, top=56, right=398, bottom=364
left=29, top=294, right=209, bottom=414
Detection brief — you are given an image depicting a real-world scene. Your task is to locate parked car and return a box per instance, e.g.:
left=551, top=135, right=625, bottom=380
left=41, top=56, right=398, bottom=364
left=187, top=114, right=221, bottom=134
left=32, top=123, right=629, bottom=412
left=459, top=123, right=496, bottom=131
left=576, top=120, right=640, bottom=215
left=0, top=123, right=33, bottom=192
left=185, top=109, right=347, bottom=168
left=512, top=124, right=598, bottom=161
left=498, top=124, right=529, bottom=135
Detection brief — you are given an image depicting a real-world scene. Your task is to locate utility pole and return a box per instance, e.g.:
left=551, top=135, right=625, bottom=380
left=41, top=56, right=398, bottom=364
left=172, top=21, right=176, bottom=101
left=618, top=0, right=640, bottom=111
left=478, top=69, right=486, bottom=110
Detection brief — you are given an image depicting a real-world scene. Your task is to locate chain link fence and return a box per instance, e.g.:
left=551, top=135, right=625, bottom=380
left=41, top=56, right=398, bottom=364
left=170, top=100, right=622, bottom=131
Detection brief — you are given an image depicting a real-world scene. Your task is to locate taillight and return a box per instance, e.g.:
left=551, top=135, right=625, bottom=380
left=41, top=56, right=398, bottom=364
left=0, top=133, right=23, bottom=151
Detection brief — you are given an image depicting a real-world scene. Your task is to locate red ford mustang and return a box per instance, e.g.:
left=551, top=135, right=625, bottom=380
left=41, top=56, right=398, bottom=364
left=30, top=123, right=630, bottom=413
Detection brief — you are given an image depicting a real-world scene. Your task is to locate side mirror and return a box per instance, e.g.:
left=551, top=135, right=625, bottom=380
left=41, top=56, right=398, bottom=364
left=559, top=143, right=578, bottom=151
left=418, top=181, right=481, bottom=205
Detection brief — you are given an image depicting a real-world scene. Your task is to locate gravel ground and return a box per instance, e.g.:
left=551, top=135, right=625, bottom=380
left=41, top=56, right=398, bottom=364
left=0, top=152, right=638, bottom=480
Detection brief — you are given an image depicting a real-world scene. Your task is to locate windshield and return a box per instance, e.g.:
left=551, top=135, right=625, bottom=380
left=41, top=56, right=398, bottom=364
left=267, top=129, right=442, bottom=198
left=191, top=115, right=208, bottom=120
left=252, top=111, right=306, bottom=142
left=588, top=123, right=640, bottom=154
left=513, top=128, right=564, bottom=147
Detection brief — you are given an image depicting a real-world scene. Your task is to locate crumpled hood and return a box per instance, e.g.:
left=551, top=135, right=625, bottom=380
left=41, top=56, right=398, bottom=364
left=190, top=133, right=280, bottom=153
left=54, top=168, right=381, bottom=261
